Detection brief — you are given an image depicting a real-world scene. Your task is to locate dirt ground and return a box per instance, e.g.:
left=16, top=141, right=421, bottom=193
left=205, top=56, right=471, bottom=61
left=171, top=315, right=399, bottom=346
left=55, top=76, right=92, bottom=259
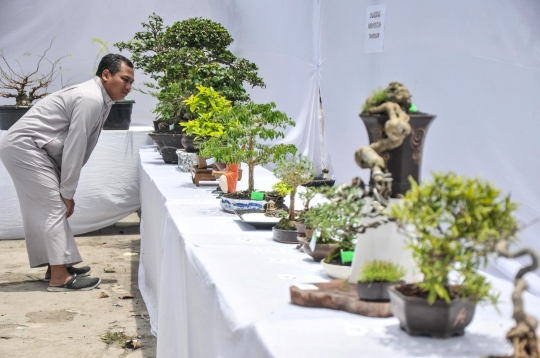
left=0, top=213, right=157, bottom=358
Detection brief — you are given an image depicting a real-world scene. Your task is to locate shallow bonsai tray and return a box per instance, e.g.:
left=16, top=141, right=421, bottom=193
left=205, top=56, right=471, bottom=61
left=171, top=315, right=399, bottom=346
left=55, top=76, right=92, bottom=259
left=302, top=179, right=335, bottom=187
left=235, top=211, right=279, bottom=230
left=290, top=279, right=393, bottom=317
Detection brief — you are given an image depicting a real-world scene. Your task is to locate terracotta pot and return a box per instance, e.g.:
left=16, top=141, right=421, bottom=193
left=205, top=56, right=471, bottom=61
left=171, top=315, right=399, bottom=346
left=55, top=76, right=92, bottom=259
left=388, top=285, right=476, bottom=338
left=196, top=155, right=208, bottom=169
left=357, top=281, right=404, bottom=302
left=303, top=242, right=338, bottom=262
left=360, top=113, right=435, bottom=196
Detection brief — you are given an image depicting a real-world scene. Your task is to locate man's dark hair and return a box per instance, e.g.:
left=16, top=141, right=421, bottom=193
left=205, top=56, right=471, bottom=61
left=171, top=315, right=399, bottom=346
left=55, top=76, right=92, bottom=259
left=95, top=54, right=134, bottom=76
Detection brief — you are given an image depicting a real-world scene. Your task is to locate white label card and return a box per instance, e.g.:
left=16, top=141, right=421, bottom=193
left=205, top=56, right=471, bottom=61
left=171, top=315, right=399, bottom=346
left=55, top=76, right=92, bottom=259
left=169, top=124, right=175, bottom=131
left=365, top=4, right=386, bottom=53
left=309, top=230, right=319, bottom=252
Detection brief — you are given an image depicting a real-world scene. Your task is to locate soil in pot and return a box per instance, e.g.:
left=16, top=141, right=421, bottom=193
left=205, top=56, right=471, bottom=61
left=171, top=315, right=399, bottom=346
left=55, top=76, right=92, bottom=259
left=389, top=284, right=476, bottom=338
left=357, top=281, right=404, bottom=302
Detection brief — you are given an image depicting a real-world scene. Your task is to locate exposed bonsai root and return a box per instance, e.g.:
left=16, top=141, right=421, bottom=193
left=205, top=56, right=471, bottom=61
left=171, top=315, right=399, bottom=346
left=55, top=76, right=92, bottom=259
left=493, top=240, right=540, bottom=358
left=356, top=82, right=413, bottom=199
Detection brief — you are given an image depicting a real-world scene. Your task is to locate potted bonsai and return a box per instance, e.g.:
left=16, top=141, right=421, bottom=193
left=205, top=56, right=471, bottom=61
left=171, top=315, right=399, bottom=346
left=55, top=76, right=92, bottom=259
left=302, top=206, right=339, bottom=262
left=271, top=153, right=315, bottom=243
left=115, top=14, right=265, bottom=163
left=357, top=260, right=405, bottom=302
left=0, top=38, right=71, bottom=130
left=388, top=172, right=519, bottom=338
left=197, top=101, right=297, bottom=212
left=356, top=82, right=436, bottom=197
left=295, top=186, right=318, bottom=237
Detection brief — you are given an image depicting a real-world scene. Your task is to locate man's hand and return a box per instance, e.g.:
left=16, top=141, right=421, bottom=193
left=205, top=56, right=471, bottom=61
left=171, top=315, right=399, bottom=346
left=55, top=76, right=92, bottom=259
left=61, top=197, right=75, bottom=218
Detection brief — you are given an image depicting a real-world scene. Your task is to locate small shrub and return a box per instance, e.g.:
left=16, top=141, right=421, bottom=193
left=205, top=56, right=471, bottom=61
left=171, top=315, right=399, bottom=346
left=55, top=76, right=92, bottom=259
left=358, top=260, right=405, bottom=283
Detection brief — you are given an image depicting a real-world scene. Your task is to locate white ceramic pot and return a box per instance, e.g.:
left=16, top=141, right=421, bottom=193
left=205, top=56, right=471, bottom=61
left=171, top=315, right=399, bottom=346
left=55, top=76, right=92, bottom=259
left=321, top=261, right=352, bottom=279
left=220, top=196, right=266, bottom=213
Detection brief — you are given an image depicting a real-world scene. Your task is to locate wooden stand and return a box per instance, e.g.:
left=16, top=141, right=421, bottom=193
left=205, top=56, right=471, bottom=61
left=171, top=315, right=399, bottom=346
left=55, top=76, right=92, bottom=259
left=290, top=279, right=393, bottom=317
left=190, top=165, right=243, bottom=187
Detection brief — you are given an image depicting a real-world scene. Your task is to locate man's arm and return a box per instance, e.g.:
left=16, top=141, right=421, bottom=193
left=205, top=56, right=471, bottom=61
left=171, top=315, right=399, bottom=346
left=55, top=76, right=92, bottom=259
left=59, top=97, right=102, bottom=201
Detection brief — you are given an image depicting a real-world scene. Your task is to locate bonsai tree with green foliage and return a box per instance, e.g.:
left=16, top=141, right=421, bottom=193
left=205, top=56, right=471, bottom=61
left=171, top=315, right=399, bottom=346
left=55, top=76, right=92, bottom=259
left=273, top=154, right=315, bottom=221
left=198, top=101, right=297, bottom=194
left=296, top=186, right=318, bottom=225
left=0, top=37, right=71, bottom=106
left=180, top=85, right=232, bottom=140
left=389, top=172, right=518, bottom=304
left=358, top=260, right=405, bottom=283
left=115, top=14, right=265, bottom=129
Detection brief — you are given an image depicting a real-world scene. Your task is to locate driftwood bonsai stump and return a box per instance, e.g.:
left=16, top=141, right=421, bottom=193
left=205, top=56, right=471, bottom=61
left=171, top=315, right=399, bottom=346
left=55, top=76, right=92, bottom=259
left=290, top=279, right=393, bottom=317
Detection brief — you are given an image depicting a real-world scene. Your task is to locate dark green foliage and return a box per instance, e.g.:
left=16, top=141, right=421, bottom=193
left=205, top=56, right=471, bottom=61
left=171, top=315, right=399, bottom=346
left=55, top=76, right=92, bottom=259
left=115, top=14, right=265, bottom=122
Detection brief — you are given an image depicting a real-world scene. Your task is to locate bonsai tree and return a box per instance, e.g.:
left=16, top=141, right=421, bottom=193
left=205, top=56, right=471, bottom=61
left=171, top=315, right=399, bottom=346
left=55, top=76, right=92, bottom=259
left=296, top=186, right=318, bottom=225
left=390, top=172, right=518, bottom=305
left=115, top=14, right=265, bottom=130
left=180, top=85, right=233, bottom=140
left=358, top=260, right=405, bottom=283
left=0, top=37, right=71, bottom=106
left=355, top=82, right=414, bottom=200
left=198, top=101, right=297, bottom=195
left=273, top=153, right=315, bottom=221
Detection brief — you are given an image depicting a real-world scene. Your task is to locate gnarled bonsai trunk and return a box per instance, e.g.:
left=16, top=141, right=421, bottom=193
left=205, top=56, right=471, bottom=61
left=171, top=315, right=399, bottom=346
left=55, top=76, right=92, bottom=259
left=289, top=188, right=296, bottom=220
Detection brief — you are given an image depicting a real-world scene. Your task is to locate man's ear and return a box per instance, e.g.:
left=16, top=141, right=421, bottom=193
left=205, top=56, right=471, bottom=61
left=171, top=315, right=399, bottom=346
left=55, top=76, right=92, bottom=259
left=101, top=69, right=111, bottom=81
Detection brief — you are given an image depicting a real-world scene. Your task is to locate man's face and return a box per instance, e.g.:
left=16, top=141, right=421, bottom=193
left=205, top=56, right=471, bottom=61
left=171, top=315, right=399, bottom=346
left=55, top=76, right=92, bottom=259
left=101, top=62, right=135, bottom=101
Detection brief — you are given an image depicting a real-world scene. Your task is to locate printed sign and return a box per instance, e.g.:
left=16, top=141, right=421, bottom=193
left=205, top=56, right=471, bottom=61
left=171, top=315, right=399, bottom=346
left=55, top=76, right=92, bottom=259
left=365, top=4, right=386, bottom=53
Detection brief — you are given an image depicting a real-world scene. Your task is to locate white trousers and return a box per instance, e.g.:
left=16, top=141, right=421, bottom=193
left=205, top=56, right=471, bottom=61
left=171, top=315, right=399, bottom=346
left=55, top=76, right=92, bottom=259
left=0, top=136, right=82, bottom=268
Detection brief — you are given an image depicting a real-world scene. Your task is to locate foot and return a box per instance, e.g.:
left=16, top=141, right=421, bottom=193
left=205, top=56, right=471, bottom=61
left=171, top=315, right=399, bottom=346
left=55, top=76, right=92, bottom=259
left=47, top=275, right=101, bottom=292
left=44, top=265, right=91, bottom=281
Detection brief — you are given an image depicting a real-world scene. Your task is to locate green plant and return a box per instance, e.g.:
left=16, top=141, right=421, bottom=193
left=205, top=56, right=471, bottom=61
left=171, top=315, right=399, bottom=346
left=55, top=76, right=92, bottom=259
left=180, top=85, right=232, bottom=139
left=272, top=181, right=293, bottom=197
left=273, top=154, right=315, bottom=220
left=361, top=87, right=386, bottom=113
left=115, top=14, right=265, bottom=124
left=358, top=260, right=405, bottom=283
left=0, top=37, right=71, bottom=106
left=198, top=102, right=297, bottom=192
left=389, top=172, right=518, bottom=304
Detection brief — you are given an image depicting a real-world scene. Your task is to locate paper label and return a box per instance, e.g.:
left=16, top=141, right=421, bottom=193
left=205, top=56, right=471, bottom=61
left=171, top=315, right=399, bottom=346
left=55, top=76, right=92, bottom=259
left=309, top=230, right=318, bottom=252
left=294, top=284, right=319, bottom=291
left=251, top=191, right=265, bottom=200
left=169, top=124, right=175, bottom=131
left=365, top=4, right=386, bottom=53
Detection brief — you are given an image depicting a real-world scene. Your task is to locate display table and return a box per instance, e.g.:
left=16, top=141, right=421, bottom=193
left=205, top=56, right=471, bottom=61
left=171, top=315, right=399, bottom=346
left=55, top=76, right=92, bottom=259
left=138, top=149, right=540, bottom=358
left=0, top=127, right=153, bottom=239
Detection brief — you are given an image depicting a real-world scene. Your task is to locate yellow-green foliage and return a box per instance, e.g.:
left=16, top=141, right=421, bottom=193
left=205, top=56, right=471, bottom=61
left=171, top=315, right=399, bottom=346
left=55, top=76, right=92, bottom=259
left=361, top=87, right=387, bottom=113
left=180, top=85, right=233, bottom=138
left=358, top=260, right=405, bottom=283
left=272, top=181, right=293, bottom=197
left=390, top=172, right=518, bottom=304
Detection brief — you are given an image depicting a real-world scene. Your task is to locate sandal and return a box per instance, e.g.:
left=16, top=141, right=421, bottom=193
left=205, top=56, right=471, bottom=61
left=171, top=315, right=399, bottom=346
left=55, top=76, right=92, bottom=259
left=47, top=275, right=101, bottom=292
left=43, top=266, right=91, bottom=282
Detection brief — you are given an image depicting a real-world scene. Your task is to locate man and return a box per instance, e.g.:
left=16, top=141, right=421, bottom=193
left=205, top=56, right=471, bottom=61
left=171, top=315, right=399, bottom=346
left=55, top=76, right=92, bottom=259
left=0, top=54, right=134, bottom=291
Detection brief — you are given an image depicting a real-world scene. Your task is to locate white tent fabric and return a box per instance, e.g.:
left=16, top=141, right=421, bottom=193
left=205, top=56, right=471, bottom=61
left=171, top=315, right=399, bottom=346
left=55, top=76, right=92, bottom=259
left=1, top=1, right=539, bottom=288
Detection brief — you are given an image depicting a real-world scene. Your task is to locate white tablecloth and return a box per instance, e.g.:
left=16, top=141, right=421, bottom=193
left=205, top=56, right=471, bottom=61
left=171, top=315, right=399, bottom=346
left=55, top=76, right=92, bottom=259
left=0, top=127, right=153, bottom=239
left=138, top=149, right=540, bottom=358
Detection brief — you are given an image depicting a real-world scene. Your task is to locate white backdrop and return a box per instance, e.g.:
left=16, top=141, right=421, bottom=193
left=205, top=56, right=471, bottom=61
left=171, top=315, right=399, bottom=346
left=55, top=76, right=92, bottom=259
left=1, top=0, right=539, bottom=287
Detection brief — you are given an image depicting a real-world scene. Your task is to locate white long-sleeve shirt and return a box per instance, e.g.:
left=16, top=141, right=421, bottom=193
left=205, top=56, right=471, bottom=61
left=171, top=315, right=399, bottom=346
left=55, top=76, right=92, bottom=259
left=5, top=77, right=114, bottom=199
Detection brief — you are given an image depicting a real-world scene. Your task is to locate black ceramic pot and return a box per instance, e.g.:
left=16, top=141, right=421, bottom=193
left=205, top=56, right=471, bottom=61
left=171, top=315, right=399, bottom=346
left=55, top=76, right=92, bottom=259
left=360, top=113, right=435, bottom=196
left=388, top=285, right=476, bottom=338
left=147, top=133, right=185, bottom=164
left=181, top=135, right=198, bottom=153
left=103, top=99, right=135, bottom=130
left=0, top=106, right=31, bottom=130
left=272, top=227, right=299, bottom=244
left=357, top=281, right=404, bottom=302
